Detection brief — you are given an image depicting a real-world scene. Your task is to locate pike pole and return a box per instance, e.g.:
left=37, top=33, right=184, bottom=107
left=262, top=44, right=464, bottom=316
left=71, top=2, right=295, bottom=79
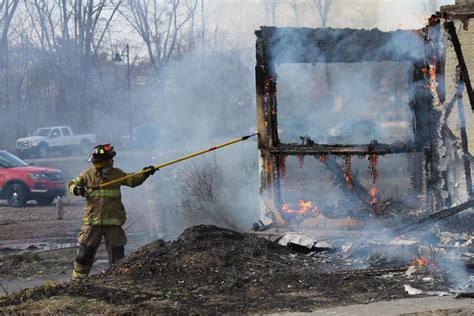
left=89, top=133, right=257, bottom=193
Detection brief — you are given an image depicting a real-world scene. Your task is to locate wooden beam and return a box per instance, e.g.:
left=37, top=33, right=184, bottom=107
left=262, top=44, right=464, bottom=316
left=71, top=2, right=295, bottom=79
left=445, top=21, right=474, bottom=111
left=256, top=26, right=426, bottom=64
left=263, top=142, right=417, bottom=156
left=391, top=199, right=474, bottom=236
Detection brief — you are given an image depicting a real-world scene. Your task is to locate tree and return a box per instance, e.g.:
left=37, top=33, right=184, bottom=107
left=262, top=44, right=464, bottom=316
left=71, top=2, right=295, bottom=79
left=424, top=0, right=440, bottom=13
left=0, top=0, right=20, bottom=108
left=289, top=0, right=300, bottom=26
left=23, top=0, right=122, bottom=129
left=120, top=0, right=198, bottom=79
left=312, top=0, right=331, bottom=27
left=265, top=0, right=279, bottom=26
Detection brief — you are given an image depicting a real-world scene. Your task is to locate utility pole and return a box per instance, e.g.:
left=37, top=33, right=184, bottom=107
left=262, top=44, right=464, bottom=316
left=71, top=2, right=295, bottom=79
left=201, top=0, right=205, bottom=49
left=113, top=44, right=132, bottom=136
left=126, top=44, right=131, bottom=137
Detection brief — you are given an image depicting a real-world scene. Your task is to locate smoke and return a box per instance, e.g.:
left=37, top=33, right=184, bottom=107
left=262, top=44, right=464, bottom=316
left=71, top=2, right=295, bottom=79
left=0, top=0, right=459, bottom=241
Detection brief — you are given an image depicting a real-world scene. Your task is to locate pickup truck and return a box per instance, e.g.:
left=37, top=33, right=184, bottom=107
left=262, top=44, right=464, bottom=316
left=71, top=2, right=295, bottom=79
left=0, top=150, right=66, bottom=206
left=16, top=126, right=96, bottom=158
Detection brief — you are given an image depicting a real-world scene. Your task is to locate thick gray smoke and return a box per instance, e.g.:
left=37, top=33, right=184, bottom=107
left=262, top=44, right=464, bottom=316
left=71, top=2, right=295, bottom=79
left=0, top=0, right=458, bottom=240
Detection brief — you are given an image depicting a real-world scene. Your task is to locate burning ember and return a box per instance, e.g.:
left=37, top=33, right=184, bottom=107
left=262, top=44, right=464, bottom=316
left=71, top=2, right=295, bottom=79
left=412, top=256, right=429, bottom=267
left=343, top=155, right=353, bottom=190
left=368, top=154, right=379, bottom=183
left=421, top=64, right=440, bottom=107
left=370, top=185, right=378, bottom=208
left=281, top=199, right=319, bottom=216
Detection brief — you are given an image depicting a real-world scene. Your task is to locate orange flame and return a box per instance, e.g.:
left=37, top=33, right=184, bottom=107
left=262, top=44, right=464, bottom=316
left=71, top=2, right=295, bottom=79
left=421, top=65, right=440, bottom=106
left=412, top=256, right=429, bottom=267
left=370, top=185, right=378, bottom=207
left=281, top=199, right=318, bottom=215
left=319, top=155, right=327, bottom=162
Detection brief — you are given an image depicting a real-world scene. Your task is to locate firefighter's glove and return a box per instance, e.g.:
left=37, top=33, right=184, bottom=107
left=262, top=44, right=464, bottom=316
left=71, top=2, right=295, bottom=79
left=73, top=186, right=86, bottom=197
left=143, top=166, right=157, bottom=176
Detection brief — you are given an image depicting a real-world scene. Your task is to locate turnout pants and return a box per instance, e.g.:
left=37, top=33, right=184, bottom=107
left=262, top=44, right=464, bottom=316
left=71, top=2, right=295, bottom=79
left=72, top=225, right=127, bottom=279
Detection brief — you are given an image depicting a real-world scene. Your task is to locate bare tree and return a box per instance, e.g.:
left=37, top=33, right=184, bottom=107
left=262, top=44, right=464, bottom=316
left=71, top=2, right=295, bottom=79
left=0, top=0, right=20, bottom=109
left=22, top=0, right=122, bottom=129
left=424, top=0, right=440, bottom=13
left=265, top=0, right=279, bottom=26
left=120, top=0, right=198, bottom=79
left=289, top=0, right=300, bottom=26
left=312, top=0, right=331, bottom=27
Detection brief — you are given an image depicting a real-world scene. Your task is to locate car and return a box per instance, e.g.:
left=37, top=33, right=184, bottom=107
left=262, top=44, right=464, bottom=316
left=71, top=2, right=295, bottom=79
left=0, top=150, right=66, bottom=207
left=118, top=124, right=164, bottom=150
left=16, top=126, right=96, bottom=158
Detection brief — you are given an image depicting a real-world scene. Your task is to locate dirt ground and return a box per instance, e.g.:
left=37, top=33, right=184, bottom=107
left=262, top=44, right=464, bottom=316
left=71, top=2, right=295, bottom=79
left=0, top=224, right=465, bottom=314
left=0, top=196, right=160, bottom=294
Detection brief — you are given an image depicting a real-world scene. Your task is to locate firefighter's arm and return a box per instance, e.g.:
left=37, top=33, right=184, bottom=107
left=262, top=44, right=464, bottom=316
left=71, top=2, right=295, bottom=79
left=120, top=167, right=156, bottom=187
left=68, top=171, right=86, bottom=196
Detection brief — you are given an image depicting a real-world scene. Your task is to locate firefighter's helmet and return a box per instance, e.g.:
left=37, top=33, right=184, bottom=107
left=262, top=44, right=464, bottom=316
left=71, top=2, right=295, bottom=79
left=88, top=144, right=116, bottom=162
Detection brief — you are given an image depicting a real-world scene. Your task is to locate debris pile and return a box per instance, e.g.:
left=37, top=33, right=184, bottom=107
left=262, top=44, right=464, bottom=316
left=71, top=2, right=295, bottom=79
left=1, top=225, right=466, bottom=314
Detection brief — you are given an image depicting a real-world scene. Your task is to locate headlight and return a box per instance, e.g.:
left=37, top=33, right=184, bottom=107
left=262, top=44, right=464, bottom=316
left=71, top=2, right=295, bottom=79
left=28, top=173, right=49, bottom=180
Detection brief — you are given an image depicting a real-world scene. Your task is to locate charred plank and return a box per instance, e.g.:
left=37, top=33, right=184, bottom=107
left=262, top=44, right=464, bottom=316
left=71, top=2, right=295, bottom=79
left=264, top=142, right=416, bottom=156
left=391, top=199, right=474, bottom=236
left=445, top=21, right=474, bottom=111
left=256, top=26, right=426, bottom=64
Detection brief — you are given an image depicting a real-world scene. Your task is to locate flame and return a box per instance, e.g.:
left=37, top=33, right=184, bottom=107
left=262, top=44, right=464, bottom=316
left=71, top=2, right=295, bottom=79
left=319, top=155, right=327, bottom=162
left=421, top=65, right=440, bottom=107
left=370, top=185, right=378, bottom=207
left=281, top=199, right=318, bottom=215
left=412, top=256, right=429, bottom=267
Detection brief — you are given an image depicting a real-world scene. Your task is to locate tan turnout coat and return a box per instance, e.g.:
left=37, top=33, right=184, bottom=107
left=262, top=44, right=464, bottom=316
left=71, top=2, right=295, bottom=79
left=68, top=167, right=148, bottom=226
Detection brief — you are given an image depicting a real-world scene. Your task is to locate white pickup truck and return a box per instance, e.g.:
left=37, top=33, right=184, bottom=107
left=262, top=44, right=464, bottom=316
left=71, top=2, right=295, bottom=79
left=16, top=126, right=96, bottom=158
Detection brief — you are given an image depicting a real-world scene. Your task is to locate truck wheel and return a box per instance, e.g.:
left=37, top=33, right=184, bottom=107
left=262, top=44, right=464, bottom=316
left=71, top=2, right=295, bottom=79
left=36, top=196, right=55, bottom=205
left=80, top=140, right=91, bottom=155
left=6, top=183, right=29, bottom=207
left=37, top=144, right=49, bottom=158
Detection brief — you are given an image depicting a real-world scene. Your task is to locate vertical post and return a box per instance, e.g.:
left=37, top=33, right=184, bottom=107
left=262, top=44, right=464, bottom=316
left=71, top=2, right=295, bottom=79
left=456, top=69, right=473, bottom=195
left=445, top=21, right=474, bottom=111
left=126, top=44, right=132, bottom=137
left=201, top=0, right=205, bottom=49
left=56, top=196, right=64, bottom=220
left=256, top=28, right=284, bottom=224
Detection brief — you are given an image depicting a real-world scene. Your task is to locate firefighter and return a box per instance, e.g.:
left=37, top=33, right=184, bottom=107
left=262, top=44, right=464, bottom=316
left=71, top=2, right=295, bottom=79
left=68, top=144, right=156, bottom=280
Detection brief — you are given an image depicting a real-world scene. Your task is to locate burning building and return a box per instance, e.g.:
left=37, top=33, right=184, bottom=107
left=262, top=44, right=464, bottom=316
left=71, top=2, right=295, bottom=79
left=255, top=5, right=474, bottom=232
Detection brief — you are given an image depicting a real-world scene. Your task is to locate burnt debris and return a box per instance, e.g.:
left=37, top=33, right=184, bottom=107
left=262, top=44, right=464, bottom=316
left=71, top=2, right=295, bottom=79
left=256, top=21, right=474, bottom=229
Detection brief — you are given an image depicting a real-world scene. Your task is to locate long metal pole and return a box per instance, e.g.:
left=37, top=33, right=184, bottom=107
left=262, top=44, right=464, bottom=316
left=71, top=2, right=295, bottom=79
left=94, top=133, right=258, bottom=189
left=126, top=44, right=131, bottom=137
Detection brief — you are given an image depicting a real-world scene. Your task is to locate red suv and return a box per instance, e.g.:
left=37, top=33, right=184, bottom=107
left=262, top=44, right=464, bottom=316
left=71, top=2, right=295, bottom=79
left=0, top=150, right=66, bottom=207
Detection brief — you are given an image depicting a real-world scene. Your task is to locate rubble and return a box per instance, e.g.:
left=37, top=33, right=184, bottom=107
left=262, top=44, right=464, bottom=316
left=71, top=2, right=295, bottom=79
left=0, top=225, right=460, bottom=314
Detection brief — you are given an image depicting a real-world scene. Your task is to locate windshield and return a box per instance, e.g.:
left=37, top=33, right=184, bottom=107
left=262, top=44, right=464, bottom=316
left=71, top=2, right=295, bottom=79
left=0, top=151, right=29, bottom=168
left=33, top=128, right=51, bottom=137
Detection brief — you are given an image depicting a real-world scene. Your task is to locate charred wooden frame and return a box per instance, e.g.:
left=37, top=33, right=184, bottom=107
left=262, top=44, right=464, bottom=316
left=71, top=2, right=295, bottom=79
left=255, top=24, right=470, bottom=225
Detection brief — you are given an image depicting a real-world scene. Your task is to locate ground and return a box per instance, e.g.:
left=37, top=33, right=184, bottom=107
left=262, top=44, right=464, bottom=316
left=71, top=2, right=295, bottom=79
left=0, top=222, right=470, bottom=314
